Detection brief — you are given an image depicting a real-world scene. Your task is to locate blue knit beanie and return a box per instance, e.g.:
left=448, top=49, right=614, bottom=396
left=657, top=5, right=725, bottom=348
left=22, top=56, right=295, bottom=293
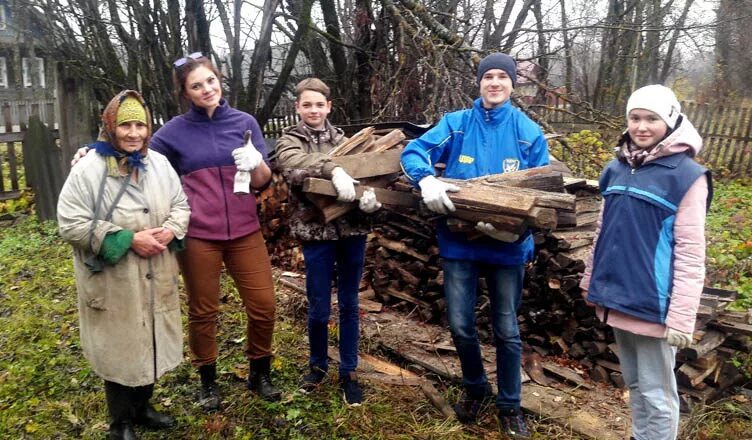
left=476, top=53, right=517, bottom=87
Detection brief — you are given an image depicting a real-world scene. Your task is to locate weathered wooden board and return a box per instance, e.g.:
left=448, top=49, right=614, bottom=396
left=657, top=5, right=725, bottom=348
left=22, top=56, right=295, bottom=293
left=303, top=178, right=418, bottom=208
left=331, top=147, right=404, bottom=179
left=521, top=384, right=628, bottom=440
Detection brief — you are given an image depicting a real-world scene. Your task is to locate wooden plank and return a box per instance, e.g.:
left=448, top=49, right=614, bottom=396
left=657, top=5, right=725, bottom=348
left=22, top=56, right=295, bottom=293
left=363, top=129, right=406, bottom=153
left=329, top=126, right=375, bottom=156
left=445, top=181, right=538, bottom=217
left=377, top=237, right=430, bottom=262
left=680, top=329, right=726, bottom=361
left=451, top=208, right=528, bottom=234
left=302, top=178, right=419, bottom=208
left=521, top=384, right=627, bottom=440
left=0, top=132, right=25, bottom=143
left=383, top=286, right=432, bottom=309
left=541, top=361, right=594, bottom=389
left=331, top=147, right=404, bottom=179
left=677, top=358, right=720, bottom=388
left=708, top=319, right=752, bottom=337
left=358, top=372, right=424, bottom=386
left=359, top=298, right=383, bottom=313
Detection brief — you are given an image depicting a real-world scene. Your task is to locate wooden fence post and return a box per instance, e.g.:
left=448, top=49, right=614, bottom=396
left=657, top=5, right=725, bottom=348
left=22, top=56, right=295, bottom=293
left=23, top=116, right=64, bottom=221
left=57, top=62, right=96, bottom=177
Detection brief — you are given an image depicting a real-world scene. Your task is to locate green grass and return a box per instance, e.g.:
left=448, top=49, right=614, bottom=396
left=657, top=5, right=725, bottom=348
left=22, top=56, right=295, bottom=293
left=0, top=217, right=508, bottom=439
left=2, top=183, right=752, bottom=438
left=705, top=180, right=752, bottom=308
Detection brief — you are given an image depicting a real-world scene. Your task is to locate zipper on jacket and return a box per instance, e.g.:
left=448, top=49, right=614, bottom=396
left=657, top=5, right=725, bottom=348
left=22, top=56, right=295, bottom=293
left=218, top=166, right=232, bottom=240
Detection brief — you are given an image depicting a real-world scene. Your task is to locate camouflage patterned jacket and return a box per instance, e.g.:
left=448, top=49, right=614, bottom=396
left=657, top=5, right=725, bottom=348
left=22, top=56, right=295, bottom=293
left=275, top=121, right=370, bottom=241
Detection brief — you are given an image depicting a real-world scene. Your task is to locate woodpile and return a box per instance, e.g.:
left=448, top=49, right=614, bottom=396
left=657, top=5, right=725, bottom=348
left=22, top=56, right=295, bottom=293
left=259, top=125, right=750, bottom=409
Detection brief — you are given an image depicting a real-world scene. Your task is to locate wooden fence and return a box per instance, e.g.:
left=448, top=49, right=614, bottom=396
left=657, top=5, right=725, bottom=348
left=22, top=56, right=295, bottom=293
left=262, top=113, right=300, bottom=139
left=1, top=99, right=57, bottom=132
left=538, top=98, right=752, bottom=176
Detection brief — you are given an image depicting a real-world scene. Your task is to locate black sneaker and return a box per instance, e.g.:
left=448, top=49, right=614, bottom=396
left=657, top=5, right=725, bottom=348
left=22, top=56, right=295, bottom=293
left=340, top=372, right=363, bottom=406
left=453, top=388, right=495, bottom=424
left=299, top=367, right=327, bottom=393
left=498, top=409, right=531, bottom=439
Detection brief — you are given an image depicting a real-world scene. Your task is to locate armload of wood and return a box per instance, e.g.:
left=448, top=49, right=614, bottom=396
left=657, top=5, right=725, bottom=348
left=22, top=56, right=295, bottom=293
left=258, top=126, right=750, bottom=410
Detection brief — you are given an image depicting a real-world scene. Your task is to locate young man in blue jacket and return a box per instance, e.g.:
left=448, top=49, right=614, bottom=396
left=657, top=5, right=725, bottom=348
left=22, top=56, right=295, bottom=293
left=401, top=53, right=549, bottom=438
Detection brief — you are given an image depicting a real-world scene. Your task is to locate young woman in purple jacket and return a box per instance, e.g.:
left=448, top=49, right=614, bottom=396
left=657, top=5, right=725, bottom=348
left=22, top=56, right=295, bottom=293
left=148, top=53, right=280, bottom=410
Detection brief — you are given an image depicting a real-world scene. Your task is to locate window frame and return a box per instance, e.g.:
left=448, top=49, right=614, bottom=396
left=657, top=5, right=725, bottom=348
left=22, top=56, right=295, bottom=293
left=22, top=57, right=31, bottom=87
left=36, top=57, right=45, bottom=88
left=0, top=57, right=7, bottom=88
left=0, top=6, right=7, bottom=31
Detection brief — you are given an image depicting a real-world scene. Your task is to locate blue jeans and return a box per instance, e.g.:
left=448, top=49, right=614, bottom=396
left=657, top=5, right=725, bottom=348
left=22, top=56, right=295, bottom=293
left=613, top=328, right=679, bottom=440
left=443, top=259, right=524, bottom=411
left=302, top=236, right=366, bottom=377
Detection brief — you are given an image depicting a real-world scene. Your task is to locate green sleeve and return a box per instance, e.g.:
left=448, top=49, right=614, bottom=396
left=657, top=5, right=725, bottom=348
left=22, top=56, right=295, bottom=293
left=168, top=238, right=186, bottom=252
left=98, top=230, right=134, bottom=265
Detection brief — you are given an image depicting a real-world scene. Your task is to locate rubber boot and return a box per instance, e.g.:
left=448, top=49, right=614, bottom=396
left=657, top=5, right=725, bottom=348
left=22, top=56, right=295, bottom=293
left=247, top=356, right=281, bottom=401
left=198, top=364, right=221, bottom=412
left=104, top=381, right=138, bottom=440
left=133, top=384, right=175, bottom=429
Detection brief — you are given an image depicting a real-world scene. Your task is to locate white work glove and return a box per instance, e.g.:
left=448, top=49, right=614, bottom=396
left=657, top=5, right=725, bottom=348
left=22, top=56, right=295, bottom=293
left=232, top=141, right=263, bottom=194
left=331, top=167, right=358, bottom=202
left=232, top=145, right=263, bottom=172
left=666, top=328, right=693, bottom=349
left=70, top=146, right=90, bottom=167
left=359, top=188, right=382, bottom=213
left=418, top=175, right=460, bottom=214
left=475, top=221, right=517, bottom=242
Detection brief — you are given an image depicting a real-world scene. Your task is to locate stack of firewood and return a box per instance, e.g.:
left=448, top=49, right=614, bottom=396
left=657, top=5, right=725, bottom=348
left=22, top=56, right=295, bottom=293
left=259, top=127, right=750, bottom=407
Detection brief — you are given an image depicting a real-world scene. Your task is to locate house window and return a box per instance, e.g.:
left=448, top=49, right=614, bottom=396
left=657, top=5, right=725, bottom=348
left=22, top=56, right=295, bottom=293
left=22, top=57, right=46, bottom=88
left=22, top=57, right=31, bottom=87
left=36, top=58, right=45, bottom=88
left=0, top=6, right=7, bottom=31
left=0, top=58, right=7, bottom=88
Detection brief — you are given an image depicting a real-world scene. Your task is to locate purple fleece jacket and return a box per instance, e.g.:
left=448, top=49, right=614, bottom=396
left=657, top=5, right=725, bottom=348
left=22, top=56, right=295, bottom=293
left=150, top=99, right=269, bottom=241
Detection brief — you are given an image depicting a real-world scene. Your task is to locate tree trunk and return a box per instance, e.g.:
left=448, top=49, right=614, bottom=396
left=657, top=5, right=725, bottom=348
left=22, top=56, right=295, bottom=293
left=256, top=0, right=315, bottom=127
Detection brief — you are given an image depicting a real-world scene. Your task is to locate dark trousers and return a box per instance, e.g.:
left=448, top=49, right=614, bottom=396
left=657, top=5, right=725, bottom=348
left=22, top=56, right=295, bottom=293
left=302, top=236, right=366, bottom=377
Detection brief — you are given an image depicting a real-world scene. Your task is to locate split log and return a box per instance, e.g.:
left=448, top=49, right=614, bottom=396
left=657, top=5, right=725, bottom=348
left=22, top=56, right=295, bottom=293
left=363, top=129, right=406, bottom=153
left=328, top=126, right=375, bottom=156
left=677, top=359, right=720, bottom=388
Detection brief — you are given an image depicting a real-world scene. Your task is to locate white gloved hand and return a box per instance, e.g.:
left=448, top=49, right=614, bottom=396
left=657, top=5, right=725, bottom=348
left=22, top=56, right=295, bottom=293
left=359, top=188, right=382, bottom=213
left=232, top=145, right=263, bottom=172
left=475, top=221, right=518, bottom=242
left=666, top=327, right=693, bottom=349
left=331, top=167, right=358, bottom=202
left=70, top=146, right=91, bottom=167
left=418, top=175, right=460, bottom=214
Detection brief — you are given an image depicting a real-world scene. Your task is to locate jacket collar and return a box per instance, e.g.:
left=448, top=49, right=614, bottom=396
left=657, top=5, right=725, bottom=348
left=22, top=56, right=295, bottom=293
left=285, top=120, right=344, bottom=144
left=473, top=98, right=513, bottom=125
left=184, top=98, right=230, bottom=122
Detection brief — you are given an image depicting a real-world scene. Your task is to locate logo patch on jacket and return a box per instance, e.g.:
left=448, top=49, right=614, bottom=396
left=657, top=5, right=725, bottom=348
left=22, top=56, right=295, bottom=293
left=503, top=158, right=520, bottom=172
left=459, top=154, right=475, bottom=164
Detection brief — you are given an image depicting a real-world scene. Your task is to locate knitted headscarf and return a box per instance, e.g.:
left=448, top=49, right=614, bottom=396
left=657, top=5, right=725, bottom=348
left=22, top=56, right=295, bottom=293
left=91, top=90, right=152, bottom=176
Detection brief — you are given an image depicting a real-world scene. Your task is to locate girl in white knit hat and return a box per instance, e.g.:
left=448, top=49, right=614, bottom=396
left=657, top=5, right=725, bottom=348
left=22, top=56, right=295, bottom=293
left=580, top=84, right=712, bottom=440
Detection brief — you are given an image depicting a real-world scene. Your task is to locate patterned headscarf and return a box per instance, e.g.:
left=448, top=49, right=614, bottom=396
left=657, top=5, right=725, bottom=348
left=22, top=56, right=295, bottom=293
left=91, top=90, right=152, bottom=176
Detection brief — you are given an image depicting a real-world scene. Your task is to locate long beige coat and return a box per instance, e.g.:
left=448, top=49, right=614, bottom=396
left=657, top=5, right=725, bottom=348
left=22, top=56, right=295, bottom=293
left=57, top=150, right=190, bottom=387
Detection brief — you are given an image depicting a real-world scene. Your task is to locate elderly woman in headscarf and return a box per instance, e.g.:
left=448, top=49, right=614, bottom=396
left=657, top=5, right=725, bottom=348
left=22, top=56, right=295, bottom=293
left=57, top=90, right=190, bottom=440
